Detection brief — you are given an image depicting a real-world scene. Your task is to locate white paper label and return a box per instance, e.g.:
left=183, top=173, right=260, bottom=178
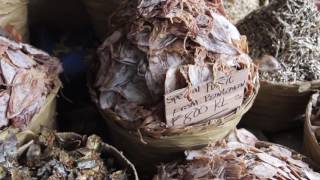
left=165, top=69, right=248, bottom=127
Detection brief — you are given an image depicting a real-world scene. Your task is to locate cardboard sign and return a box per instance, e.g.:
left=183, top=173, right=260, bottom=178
left=165, top=69, right=248, bottom=127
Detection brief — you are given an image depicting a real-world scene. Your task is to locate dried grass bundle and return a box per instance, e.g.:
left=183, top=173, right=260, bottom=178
left=0, top=35, right=61, bottom=131
left=90, top=0, right=259, bottom=136
left=237, top=0, right=320, bottom=83
left=154, top=129, right=320, bottom=180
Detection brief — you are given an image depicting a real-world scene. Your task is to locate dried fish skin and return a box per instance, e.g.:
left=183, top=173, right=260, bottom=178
left=154, top=129, right=320, bottom=180
left=0, top=129, right=133, bottom=180
left=92, top=0, right=259, bottom=134
left=0, top=35, right=60, bottom=131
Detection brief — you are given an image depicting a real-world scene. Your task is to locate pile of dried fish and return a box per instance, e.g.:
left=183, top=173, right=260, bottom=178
left=90, top=0, right=258, bottom=135
left=0, top=128, right=136, bottom=179
left=0, top=35, right=60, bottom=131
left=154, top=129, right=320, bottom=180
left=223, top=0, right=268, bottom=24
left=237, top=0, right=320, bottom=83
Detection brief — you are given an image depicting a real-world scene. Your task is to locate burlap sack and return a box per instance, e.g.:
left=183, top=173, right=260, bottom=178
left=0, top=0, right=28, bottom=42
left=242, top=80, right=320, bottom=132
left=0, top=83, right=60, bottom=142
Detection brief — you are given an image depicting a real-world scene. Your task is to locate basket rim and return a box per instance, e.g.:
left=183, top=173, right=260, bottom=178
left=261, top=79, right=320, bottom=91
left=102, top=143, right=139, bottom=180
left=305, top=93, right=318, bottom=142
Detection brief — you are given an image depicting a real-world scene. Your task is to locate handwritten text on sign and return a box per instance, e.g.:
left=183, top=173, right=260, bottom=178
left=165, top=69, right=249, bottom=127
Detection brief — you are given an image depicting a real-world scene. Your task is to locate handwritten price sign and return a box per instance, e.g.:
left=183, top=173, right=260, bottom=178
left=165, top=69, right=249, bottom=127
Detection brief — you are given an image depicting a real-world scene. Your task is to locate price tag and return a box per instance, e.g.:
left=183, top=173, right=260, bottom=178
left=165, top=69, right=248, bottom=127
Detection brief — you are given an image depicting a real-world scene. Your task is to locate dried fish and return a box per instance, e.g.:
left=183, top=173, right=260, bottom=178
left=235, top=128, right=258, bottom=145
left=256, top=153, right=286, bottom=168
left=0, top=34, right=60, bottom=131
left=154, top=129, right=320, bottom=179
left=0, top=128, right=133, bottom=180
left=91, top=0, right=258, bottom=135
left=249, top=162, right=277, bottom=179
left=237, top=0, right=320, bottom=83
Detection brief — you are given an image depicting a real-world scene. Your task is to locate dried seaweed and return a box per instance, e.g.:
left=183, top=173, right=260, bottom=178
left=154, top=129, right=320, bottom=180
left=0, top=34, right=60, bottom=131
left=237, top=0, right=320, bottom=83
left=90, top=0, right=258, bottom=136
left=0, top=128, right=132, bottom=180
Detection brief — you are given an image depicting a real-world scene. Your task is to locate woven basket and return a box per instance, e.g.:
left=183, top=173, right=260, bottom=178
left=0, top=82, right=60, bottom=142
left=0, top=0, right=28, bottom=42
left=101, top=143, right=139, bottom=180
left=303, top=93, right=320, bottom=165
left=96, top=82, right=259, bottom=176
left=8, top=131, right=139, bottom=180
left=242, top=80, right=320, bottom=132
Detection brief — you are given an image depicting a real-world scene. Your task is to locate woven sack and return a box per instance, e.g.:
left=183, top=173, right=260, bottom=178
left=0, top=83, right=60, bottom=142
left=242, top=80, right=320, bottom=132
left=0, top=0, right=28, bottom=42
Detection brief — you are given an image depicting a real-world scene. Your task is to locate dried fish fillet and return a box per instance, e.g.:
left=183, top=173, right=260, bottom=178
left=0, top=128, right=134, bottom=180
left=0, top=34, right=60, bottom=131
left=91, top=0, right=259, bottom=135
left=154, top=129, right=320, bottom=179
